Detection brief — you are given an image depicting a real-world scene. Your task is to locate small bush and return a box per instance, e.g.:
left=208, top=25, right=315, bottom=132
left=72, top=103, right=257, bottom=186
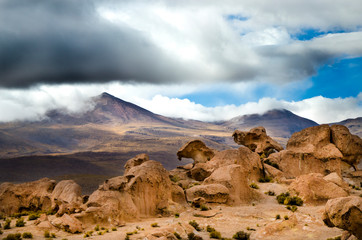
left=232, top=231, right=250, bottom=240
left=258, top=176, right=273, bottom=183
left=4, top=219, right=11, bottom=229
left=22, top=232, right=33, bottom=238
left=112, top=227, right=117, bottom=231
left=94, top=225, right=100, bottom=231
left=286, top=205, right=298, bottom=212
left=206, top=225, right=216, bottom=232
left=284, top=215, right=289, bottom=220
left=174, top=232, right=182, bottom=240
left=200, top=205, right=209, bottom=211
left=170, top=175, right=180, bottom=183
left=264, top=190, right=275, bottom=196
left=276, top=192, right=303, bottom=206
left=2, top=233, right=22, bottom=240
left=28, top=213, right=40, bottom=221
left=275, top=214, right=281, bottom=220
left=15, top=217, right=26, bottom=227
left=188, top=232, right=203, bottom=240
left=44, top=231, right=56, bottom=238
left=0, top=229, right=3, bottom=235
left=189, top=220, right=201, bottom=231
left=125, top=235, right=130, bottom=240
left=97, top=231, right=103, bottom=235
left=326, top=236, right=341, bottom=240
left=175, top=213, right=180, bottom=218
left=249, top=183, right=259, bottom=189
left=151, top=223, right=159, bottom=228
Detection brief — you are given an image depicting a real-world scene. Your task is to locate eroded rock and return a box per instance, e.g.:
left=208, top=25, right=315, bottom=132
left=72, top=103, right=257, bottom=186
left=186, top=184, right=229, bottom=203
left=177, top=140, right=215, bottom=164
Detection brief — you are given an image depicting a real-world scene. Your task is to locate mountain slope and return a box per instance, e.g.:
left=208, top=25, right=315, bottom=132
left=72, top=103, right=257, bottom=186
left=220, top=109, right=319, bottom=139
left=330, top=117, right=362, bottom=137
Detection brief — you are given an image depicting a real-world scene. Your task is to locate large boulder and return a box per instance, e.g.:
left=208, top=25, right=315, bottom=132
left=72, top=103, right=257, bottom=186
left=186, top=184, right=229, bottom=203
left=124, top=153, right=149, bottom=174
left=51, top=213, right=83, bottom=233
left=323, top=196, right=362, bottom=239
left=203, top=164, right=261, bottom=204
left=76, top=158, right=175, bottom=226
left=289, top=173, right=349, bottom=204
left=189, top=163, right=213, bottom=181
left=330, top=125, right=362, bottom=169
left=232, top=126, right=283, bottom=155
left=51, top=180, right=83, bottom=216
left=267, top=125, right=344, bottom=178
left=177, top=140, right=215, bottom=164
left=0, top=178, right=56, bottom=215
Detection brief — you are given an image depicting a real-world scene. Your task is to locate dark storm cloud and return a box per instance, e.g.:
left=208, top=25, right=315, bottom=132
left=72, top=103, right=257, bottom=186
left=0, top=0, right=186, bottom=88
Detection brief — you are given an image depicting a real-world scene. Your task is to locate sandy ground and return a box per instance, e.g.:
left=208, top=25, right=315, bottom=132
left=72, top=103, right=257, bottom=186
left=0, top=182, right=350, bottom=240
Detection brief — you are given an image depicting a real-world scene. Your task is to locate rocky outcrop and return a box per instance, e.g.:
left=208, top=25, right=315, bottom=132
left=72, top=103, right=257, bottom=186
left=289, top=173, right=349, bottom=204
left=0, top=178, right=56, bottom=215
left=51, top=180, right=83, bottom=216
left=232, top=126, right=283, bottom=155
left=330, top=125, right=362, bottom=169
left=177, top=140, right=215, bottom=164
left=186, top=184, right=229, bottom=203
left=76, top=156, right=178, bottom=226
left=51, top=213, right=83, bottom=233
left=124, top=153, right=149, bottom=174
left=267, top=125, right=345, bottom=178
left=323, top=196, right=362, bottom=239
left=203, top=164, right=261, bottom=204
left=189, top=163, right=213, bottom=181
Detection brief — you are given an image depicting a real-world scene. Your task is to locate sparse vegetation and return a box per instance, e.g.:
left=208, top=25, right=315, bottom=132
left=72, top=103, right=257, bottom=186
left=276, top=214, right=281, bottom=220
left=84, top=231, right=94, bottom=238
left=170, top=175, right=180, bottom=182
left=4, top=218, right=11, bottom=229
left=151, top=223, right=159, bottom=228
left=112, top=227, right=117, bottom=231
left=276, top=192, right=303, bottom=206
left=209, top=230, right=221, bottom=239
left=175, top=213, right=180, bottom=218
left=284, top=215, right=289, bottom=220
left=258, top=176, right=273, bottom=183
left=200, top=204, right=209, bottom=211
left=232, top=231, right=250, bottom=240
left=326, top=236, right=341, bottom=240
left=2, top=233, right=22, bottom=240
left=0, top=229, right=3, bottom=235
left=44, top=230, right=56, bottom=238
left=286, top=205, right=298, bottom=212
left=15, top=217, right=26, bottom=227
left=22, top=232, right=33, bottom=238
left=249, top=183, right=259, bottom=189
left=28, top=212, right=40, bottom=221
left=264, top=190, right=275, bottom=196
left=94, top=225, right=100, bottom=231
left=188, top=232, right=203, bottom=240
left=189, top=220, right=201, bottom=231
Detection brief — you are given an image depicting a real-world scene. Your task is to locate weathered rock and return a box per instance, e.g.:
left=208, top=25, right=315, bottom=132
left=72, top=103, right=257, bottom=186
left=51, top=213, right=83, bottom=233
left=323, top=172, right=349, bottom=189
left=204, top=164, right=261, bottom=204
left=77, top=160, right=174, bottom=226
left=124, top=153, right=149, bottom=174
left=0, top=178, right=56, bottom=215
left=177, top=140, right=215, bottom=164
left=171, top=184, right=186, bottom=205
left=330, top=125, right=362, bottom=169
left=323, top=196, right=362, bottom=239
left=189, top=163, right=213, bottom=181
left=232, top=126, right=283, bottom=155
left=186, top=184, right=229, bottom=203
left=190, top=197, right=206, bottom=208
left=267, top=125, right=344, bottom=178
left=208, top=147, right=262, bottom=182
left=51, top=180, right=83, bottom=215
left=289, top=173, right=349, bottom=204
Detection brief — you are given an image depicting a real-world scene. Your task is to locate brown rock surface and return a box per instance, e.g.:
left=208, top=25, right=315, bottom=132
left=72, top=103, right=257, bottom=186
left=177, top=140, right=215, bottom=164
left=232, top=126, right=284, bottom=155
left=186, top=183, right=229, bottom=203
left=124, top=153, right=149, bottom=174
left=189, top=163, right=213, bottom=181
left=0, top=178, right=55, bottom=215
left=323, top=172, right=349, bottom=189
left=51, top=180, right=83, bottom=215
left=330, top=125, right=362, bottom=169
left=289, top=173, right=349, bottom=204
left=204, top=164, right=261, bottom=204
left=51, top=213, right=83, bottom=233
left=323, top=196, right=362, bottom=239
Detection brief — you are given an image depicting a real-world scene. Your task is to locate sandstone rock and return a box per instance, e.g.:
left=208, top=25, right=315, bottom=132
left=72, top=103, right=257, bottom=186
left=190, top=197, right=206, bottom=208
left=51, top=213, right=83, bottom=233
left=323, top=196, right=362, bottom=239
left=177, top=140, right=215, bottom=164
left=189, top=163, right=213, bottom=181
left=171, top=184, right=186, bottom=205
left=289, top=173, right=349, bottom=204
left=77, top=160, right=174, bottom=226
left=264, top=164, right=286, bottom=181
left=232, top=126, right=283, bottom=155
left=51, top=180, right=83, bottom=215
left=186, top=184, right=229, bottom=203
left=0, top=178, right=56, bottom=215
left=204, top=164, right=261, bottom=204
left=323, top=172, right=349, bottom=189
left=330, top=125, right=362, bottom=169
left=208, top=147, right=262, bottom=182
left=124, top=153, right=149, bottom=174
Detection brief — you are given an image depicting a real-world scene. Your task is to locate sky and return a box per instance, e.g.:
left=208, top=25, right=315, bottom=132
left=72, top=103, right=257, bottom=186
left=0, top=0, right=361, bottom=124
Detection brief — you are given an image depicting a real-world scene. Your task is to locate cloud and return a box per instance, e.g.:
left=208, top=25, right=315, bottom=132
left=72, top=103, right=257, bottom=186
left=0, top=83, right=360, bottom=124
left=0, top=0, right=362, bottom=88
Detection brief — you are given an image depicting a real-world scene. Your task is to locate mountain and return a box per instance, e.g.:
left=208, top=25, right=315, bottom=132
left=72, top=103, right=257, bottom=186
left=331, top=117, right=362, bottom=137
left=220, top=109, right=319, bottom=143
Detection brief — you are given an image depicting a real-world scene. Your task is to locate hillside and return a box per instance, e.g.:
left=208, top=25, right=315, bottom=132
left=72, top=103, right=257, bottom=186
left=331, top=117, right=362, bottom=137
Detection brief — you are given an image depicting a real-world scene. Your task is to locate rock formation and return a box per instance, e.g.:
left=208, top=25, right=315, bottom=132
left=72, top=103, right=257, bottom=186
left=232, top=126, right=283, bottom=155
left=266, top=124, right=362, bottom=178
left=51, top=180, right=83, bottom=216
left=323, top=196, right=362, bottom=239
left=289, top=173, right=349, bottom=204
left=177, top=140, right=215, bottom=164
